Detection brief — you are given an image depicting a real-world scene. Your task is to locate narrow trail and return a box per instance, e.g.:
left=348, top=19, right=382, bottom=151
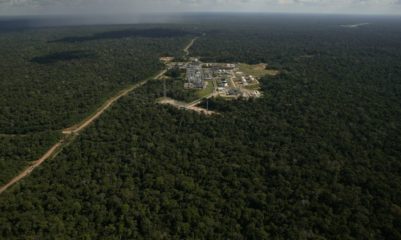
left=0, top=38, right=198, bottom=195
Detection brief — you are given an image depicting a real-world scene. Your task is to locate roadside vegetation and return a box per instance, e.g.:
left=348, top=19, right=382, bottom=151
left=0, top=25, right=193, bottom=134
left=0, top=131, right=60, bottom=185
left=1, top=15, right=401, bottom=239
left=0, top=25, right=195, bottom=187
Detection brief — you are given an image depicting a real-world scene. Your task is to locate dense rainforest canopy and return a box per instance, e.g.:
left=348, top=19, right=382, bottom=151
left=0, top=25, right=193, bottom=134
left=1, top=15, right=401, bottom=239
left=0, top=131, right=60, bottom=185
left=0, top=24, right=194, bottom=184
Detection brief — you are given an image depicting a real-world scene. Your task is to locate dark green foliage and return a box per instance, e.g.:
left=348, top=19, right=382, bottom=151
left=0, top=25, right=192, bottom=134
left=165, top=66, right=181, bottom=78
left=161, top=67, right=199, bottom=102
left=0, top=131, right=60, bottom=185
left=1, top=71, right=401, bottom=238
left=30, top=50, right=96, bottom=64
left=51, top=28, right=194, bottom=43
left=1, top=15, right=401, bottom=239
left=165, top=77, right=199, bottom=102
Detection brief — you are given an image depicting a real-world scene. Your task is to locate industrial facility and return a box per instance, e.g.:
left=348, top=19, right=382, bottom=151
left=167, top=59, right=263, bottom=99
left=185, top=61, right=206, bottom=89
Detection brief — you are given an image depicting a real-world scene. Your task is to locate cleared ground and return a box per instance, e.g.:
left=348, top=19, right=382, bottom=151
left=158, top=97, right=218, bottom=115
left=197, top=81, right=215, bottom=98
left=239, top=63, right=279, bottom=78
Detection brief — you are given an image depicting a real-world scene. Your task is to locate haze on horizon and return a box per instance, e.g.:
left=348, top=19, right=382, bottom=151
left=0, top=0, right=401, bottom=17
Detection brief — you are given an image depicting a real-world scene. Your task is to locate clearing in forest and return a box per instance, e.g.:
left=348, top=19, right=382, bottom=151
left=158, top=97, right=218, bottom=115
left=238, top=63, right=279, bottom=78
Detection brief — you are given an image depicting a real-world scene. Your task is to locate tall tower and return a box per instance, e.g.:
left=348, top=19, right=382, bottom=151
left=163, top=78, right=167, bottom=98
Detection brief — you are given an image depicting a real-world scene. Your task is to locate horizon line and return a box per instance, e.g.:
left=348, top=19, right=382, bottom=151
left=1, top=11, right=401, bottom=18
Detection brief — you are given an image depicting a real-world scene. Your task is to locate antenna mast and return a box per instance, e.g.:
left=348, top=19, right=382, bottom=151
left=163, top=78, right=167, bottom=98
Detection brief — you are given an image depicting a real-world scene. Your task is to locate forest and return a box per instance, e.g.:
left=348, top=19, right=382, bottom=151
left=0, top=131, right=60, bottom=185
left=0, top=25, right=194, bottom=134
left=1, top=15, right=401, bottom=239
left=0, top=24, right=195, bottom=190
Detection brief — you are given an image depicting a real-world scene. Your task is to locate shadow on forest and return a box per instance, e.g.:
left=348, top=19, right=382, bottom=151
left=50, top=28, right=191, bottom=43
left=30, top=50, right=96, bottom=64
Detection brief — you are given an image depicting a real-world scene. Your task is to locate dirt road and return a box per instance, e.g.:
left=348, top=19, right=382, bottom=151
left=159, top=94, right=218, bottom=116
left=0, top=68, right=169, bottom=195
left=187, top=91, right=218, bottom=107
left=62, top=70, right=166, bottom=135
left=0, top=141, right=63, bottom=194
left=0, top=37, right=196, bottom=195
left=184, top=37, right=198, bottom=56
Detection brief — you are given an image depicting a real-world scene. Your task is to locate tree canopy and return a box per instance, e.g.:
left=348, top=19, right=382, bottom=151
left=1, top=16, right=401, bottom=239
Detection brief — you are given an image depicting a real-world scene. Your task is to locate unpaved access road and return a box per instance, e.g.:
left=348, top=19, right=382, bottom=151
left=62, top=70, right=166, bottom=135
left=0, top=37, right=197, bottom=195
left=0, top=69, right=168, bottom=195
left=0, top=142, right=63, bottom=194
left=184, top=37, right=198, bottom=56
left=158, top=93, right=219, bottom=116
